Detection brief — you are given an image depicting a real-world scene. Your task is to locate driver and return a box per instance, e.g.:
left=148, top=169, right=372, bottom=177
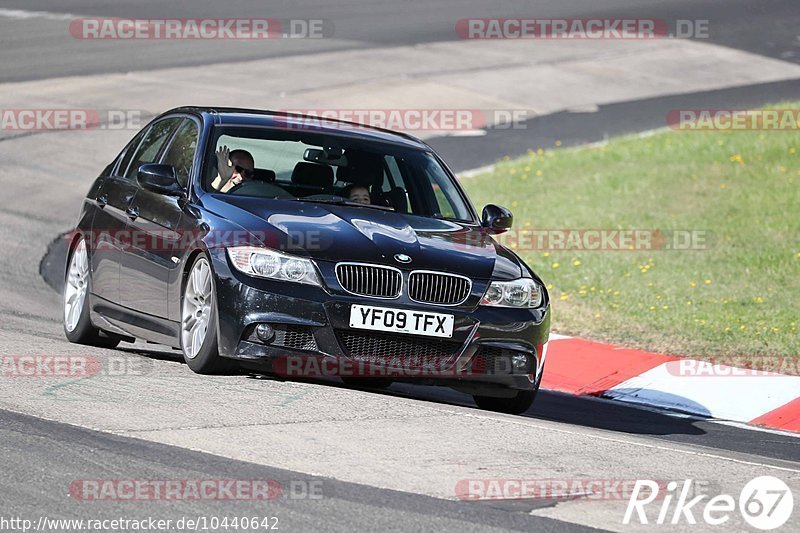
left=211, top=145, right=255, bottom=193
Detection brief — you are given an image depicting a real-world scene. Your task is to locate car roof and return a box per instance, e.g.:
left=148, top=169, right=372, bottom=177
left=165, top=106, right=432, bottom=151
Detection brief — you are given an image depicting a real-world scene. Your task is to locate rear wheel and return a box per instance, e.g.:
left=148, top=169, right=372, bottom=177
left=180, top=254, right=236, bottom=374
left=473, top=389, right=538, bottom=414
left=63, top=238, right=120, bottom=349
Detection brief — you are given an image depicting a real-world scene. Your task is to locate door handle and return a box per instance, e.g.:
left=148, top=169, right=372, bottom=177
left=96, top=195, right=108, bottom=208
left=126, top=206, right=139, bottom=221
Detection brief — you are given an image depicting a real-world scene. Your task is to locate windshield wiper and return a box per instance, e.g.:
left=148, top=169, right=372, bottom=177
left=293, top=197, right=396, bottom=212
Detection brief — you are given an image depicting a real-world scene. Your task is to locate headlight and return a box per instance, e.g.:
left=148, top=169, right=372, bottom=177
left=481, top=278, right=543, bottom=308
left=227, top=246, right=322, bottom=286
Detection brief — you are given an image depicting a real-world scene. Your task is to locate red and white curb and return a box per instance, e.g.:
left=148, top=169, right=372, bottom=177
left=541, top=334, right=800, bottom=433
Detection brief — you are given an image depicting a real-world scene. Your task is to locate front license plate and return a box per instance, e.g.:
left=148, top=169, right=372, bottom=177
left=349, top=304, right=454, bottom=338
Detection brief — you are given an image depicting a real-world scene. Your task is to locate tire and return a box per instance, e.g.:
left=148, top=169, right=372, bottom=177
left=180, top=254, right=236, bottom=374
left=63, top=237, right=120, bottom=349
left=473, top=388, right=538, bottom=414
left=341, top=377, right=394, bottom=389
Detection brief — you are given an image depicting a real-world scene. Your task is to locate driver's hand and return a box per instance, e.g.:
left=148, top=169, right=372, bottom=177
left=216, top=145, right=233, bottom=181
left=220, top=174, right=242, bottom=193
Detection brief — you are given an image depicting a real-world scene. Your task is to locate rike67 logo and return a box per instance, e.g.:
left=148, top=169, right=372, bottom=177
left=624, top=476, right=794, bottom=529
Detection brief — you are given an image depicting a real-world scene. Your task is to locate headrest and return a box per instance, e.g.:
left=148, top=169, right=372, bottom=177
left=336, top=152, right=384, bottom=187
left=291, top=162, right=334, bottom=188
left=252, top=168, right=276, bottom=182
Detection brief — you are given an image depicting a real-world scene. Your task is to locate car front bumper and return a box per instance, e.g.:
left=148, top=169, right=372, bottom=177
left=210, top=249, right=551, bottom=394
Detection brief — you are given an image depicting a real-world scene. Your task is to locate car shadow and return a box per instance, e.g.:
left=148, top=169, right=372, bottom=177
left=336, top=381, right=709, bottom=437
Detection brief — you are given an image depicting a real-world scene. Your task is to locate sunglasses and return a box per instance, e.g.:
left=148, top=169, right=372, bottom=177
left=234, top=165, right=254, bottom=178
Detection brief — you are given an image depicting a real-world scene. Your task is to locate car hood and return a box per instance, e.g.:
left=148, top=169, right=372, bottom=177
left=205, top=196, right=524, bottom=280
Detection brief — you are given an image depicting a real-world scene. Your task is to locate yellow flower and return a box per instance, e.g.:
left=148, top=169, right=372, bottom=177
left=543, top=252, right=550, bottom=257
left=662, top=305, right=669, bottom=310
left=572, top=260, right=581, bottom=267
left=537, top=148, right=544, bottom=155
left=689, top=281, right=697, bottom=287
left=559, top=293, right=568, bottom=301
left=790, top=147, right=796, bottom=154
left=729, top=153, right=745, bottom=165
left=704, top=279, right=711, bottom=285
left=535, top=169, right=543, bottom=177
left=555, top=140, right=562, bottom=147
left=686, top=300, right=692, bottom=305
left=552, top=262, right=560, bottom=269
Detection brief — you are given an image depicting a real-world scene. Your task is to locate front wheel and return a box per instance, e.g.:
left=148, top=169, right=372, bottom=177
left=63, top=237, right=120, bottom=349
left=180, top=254, right=236, bottom=374
left=473, top=388, right=538, bottom=414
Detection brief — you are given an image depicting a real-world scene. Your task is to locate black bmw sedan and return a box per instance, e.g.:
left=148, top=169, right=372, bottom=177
left=63, top=107, right=551, bottom=414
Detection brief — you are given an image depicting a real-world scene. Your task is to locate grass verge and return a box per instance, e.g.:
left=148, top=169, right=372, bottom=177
left=461, top=104, right=800, bottom=364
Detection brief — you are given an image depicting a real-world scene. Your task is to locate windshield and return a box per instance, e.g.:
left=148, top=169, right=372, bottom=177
left=203, top=126, right=476, bottom=223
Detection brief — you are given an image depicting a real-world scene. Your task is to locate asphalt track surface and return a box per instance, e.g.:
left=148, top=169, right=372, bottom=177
left=1, top=1, right=799, bottom=531
left=0, top=0, right=798, bottom=82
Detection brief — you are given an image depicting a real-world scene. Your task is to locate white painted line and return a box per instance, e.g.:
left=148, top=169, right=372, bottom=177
left=451, top=408, right=800, bottom=474
left=605, top=361, right=800, bottom=422
left=548, top=333, right=572, bottom=341
left=0, top=8, right=77, bottom=21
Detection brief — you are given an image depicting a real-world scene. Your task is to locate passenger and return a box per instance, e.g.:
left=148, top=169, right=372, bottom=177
left=343, top=184, right=371, bottom=205
left=212, top=145, right=255, bottom=193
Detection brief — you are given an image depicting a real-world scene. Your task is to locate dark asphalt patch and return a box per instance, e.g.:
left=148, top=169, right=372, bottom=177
left=429, top=78, right=800, bottom=173
left=39, top=230, right=69, bottom=293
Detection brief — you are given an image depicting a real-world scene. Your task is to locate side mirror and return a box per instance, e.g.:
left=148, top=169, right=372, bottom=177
left=137, top=164, right=184, bottom=197
left=482, top=204, right=513, bottom=232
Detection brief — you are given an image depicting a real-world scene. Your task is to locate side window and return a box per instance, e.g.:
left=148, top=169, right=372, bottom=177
left=161, top=119, right=199, bottom=188
left=123, top=118, right=180, bottom=180
left=384, top=155, right=405, bottom=191
left=115, top=127, right=149, bottom=177
left=420, top=158, right=471, bottom=221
